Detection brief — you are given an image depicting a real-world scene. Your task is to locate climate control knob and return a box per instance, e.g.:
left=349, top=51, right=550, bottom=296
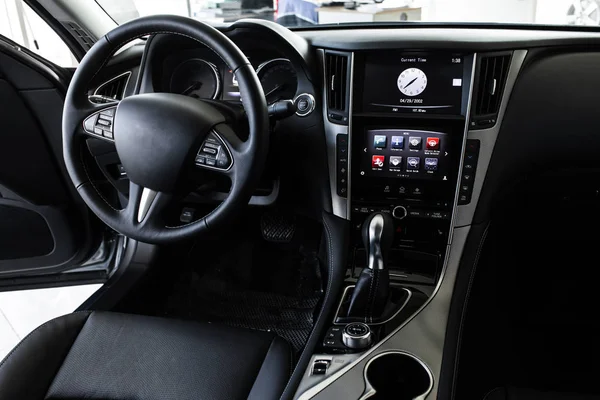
left=392, top=206, right=408, bottom=220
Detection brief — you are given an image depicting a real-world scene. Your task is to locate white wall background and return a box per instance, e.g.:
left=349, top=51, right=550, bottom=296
left=421, top=0, right=538, bottom=23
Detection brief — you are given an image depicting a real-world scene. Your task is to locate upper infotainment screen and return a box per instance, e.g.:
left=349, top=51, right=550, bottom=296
left=361, top=52, right=465, bottom=115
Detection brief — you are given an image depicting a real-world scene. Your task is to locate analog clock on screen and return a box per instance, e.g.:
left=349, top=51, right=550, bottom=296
left=397, top=68, right=427, bottom=96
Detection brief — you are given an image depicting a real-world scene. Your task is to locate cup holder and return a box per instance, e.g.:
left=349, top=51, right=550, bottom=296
left=363, top=352, right=433, bottom=400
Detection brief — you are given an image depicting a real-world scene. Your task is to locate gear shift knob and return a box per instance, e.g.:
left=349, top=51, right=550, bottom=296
left=344, top=212, right=395, bottom=322
left=362, top=212, right=395, bottom=270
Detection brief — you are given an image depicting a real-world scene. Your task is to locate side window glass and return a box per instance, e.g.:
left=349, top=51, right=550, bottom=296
left=0, top=0, right=78, bottom=67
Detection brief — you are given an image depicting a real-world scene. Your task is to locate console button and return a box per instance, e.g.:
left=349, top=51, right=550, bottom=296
left=408, top=209, right=425, bottom=218
left=426, top=137, right=440, bottom=150
left=312, top=360, right=330, bottom=375
left=459, top=193, right=471, bottom=204
left=373, top=135, right=387, bottom=148
left=409, top=137, right=422, bottom=150
left=392, top=206, right=408, bottom=220
left=407, top=157, right=420, bottom=170
left=389, top=156, right=402, bottom=169
left=372, top=155, right=385, bottom=169
left=391, top=136, right=404, bottom=149
left=411, top=186, right=424, bottom=196
left=342, top=323, right=372, bottom=350
left=425, top=158, right=439, bottom=171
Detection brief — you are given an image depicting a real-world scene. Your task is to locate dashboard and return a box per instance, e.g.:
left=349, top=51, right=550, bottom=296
left=88, top=20, right=600, bottom=400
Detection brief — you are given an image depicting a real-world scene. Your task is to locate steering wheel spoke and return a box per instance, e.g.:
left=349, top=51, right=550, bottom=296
left=78, top=103, right=118, bottom=143
left=125, top=181, right=172, bottom=227
left=194, top=125, right=244, bottom=179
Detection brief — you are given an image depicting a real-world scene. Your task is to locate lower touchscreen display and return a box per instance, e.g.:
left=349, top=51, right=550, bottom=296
left=361, top=53, right=465, bottom=115
left=361, top=129, right=450, bottom=181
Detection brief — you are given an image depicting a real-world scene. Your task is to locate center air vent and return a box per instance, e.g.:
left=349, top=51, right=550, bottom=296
left=90, top=72, right=131, bottom=104
left=470, top=53, right=512, bottom=130
left=325, top=52, right=350, bottom=124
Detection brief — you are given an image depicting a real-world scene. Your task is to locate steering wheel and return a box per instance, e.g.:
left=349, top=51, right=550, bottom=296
left=62, top=16, right=268, bottom=244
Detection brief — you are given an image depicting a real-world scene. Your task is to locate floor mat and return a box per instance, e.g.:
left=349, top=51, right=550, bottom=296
left=157, top=218, right=323, bottom=353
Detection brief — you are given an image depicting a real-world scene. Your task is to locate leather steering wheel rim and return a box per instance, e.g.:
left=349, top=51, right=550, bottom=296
left=62, top=15, right=268, bottom=244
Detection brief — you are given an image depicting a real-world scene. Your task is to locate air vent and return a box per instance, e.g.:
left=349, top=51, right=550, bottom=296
left=470, top=53, right=512, bottom=130
left=63, top=21, right=95, bottom=50
left=90, top=72, right=131, bottom=104
left=325, top=52, right=349, bottom=124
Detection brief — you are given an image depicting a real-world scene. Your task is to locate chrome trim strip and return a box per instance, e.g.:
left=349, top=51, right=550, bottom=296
left=318, top=50, right=353, bottom=219
left=294, top=54, right=478, bottom=400
left=255, top=57, right=291, bottom=75
left=447, top=53, right=477, bottom=245
left=333, top=286, right=412, bottom=326
left=455, top=50, right=528, bottom=228
left=294, top=93, right=316, bottom=117
left=137, top=188, right=158, bottom=222
left=359, top=351, right=434, bottom=400
left=346, top=52, right=355, bottom=219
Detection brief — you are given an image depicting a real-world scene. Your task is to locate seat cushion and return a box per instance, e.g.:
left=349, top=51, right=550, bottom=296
left=0, top=311, right=292, bottom=400
left=484, top=387, right=600, bottom=400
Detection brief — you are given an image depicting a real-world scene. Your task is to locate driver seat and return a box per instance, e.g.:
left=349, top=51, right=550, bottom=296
left=0, top=311, right=292, bottom=400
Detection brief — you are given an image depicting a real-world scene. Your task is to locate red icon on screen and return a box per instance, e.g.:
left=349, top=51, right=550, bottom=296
left=426, top=137, right=440, bottom=150
left=372, top=155, right=385, bottom=168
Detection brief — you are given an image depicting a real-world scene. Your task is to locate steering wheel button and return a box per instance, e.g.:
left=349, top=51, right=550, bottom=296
left=96, top=118, right=111, bottom=127
left=217, top=160, right=229, bottom=168
left=103, top=130, right=113, bottom=139
left=100, top=108, right=115, bottom=117
left=195, top=156, right=206, bottom=164
left=93, top=128, right=103, bottom=136
left=202, top=147, right=218, bottom=155
left=206, top=158, right=216, bottom=166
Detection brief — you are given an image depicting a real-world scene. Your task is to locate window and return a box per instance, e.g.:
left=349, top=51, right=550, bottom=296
left=0, top=0, right=78, bottom=68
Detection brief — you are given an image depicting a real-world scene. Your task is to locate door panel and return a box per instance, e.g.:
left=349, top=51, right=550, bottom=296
left=0, top=41, right=100, bottom=277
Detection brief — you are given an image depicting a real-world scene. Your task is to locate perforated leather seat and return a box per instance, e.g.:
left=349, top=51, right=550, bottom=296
left=0, top=311, right=292, bottom=400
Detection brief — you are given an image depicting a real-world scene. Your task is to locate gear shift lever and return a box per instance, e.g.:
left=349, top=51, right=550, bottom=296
left=345, top=212, right=395, bottom=322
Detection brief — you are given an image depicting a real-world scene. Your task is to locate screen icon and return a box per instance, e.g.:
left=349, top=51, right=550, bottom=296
left=426, top=137, right=440, bottom=150
left=425, top=158, right=439, bottom=171
left=372, top=155, right=385, bottom=168
left=391, top=136, right=404, bottom=149
left=389, top=156, right=402, bottom=169
left=407, top=157, right=420, bottom=170
left=409, top=137, right=422, bottom=150
left=373, top=135, right=387, bottom=148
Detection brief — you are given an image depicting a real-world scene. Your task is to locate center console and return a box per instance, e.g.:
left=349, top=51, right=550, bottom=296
left=298, top=49, right=476, bottom=395
left=346, top=51, right=475, bottom=286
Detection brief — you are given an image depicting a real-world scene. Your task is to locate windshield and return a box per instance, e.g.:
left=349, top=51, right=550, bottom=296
left=96, top=0, right=600, bottom=28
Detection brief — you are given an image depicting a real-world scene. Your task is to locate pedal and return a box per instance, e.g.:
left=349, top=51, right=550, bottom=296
left=261, top=212, right=296, bottom=243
